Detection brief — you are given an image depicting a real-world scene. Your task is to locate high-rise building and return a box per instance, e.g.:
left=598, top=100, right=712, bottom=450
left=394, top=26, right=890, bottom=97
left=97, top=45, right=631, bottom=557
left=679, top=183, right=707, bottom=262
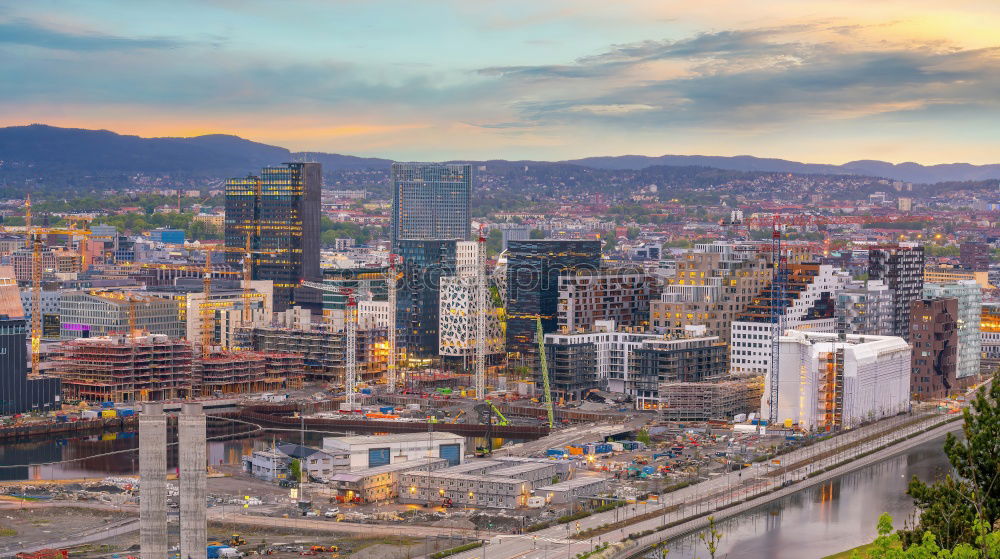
left=505, top=240, right=601, bottom=356
left=0, top=316, right=61, bottom=414
left=225, top=162, right=322, bottom=312
left=395, top=239, right=458, bottom=359
left=960, top=241, right=991, bottom=272
left=910, top=297, right=958, bottom=399
left=868, top=244, right=924, bottom=339
left=651, top=242, right=773, bottom=343
left=731, top=263, right=851, bottom=377
left=836, top=280, right=893, bottom=336
left=543, top=321, right=658, bottom=394
left=439, top=241, right=504, bottom=360
left=923, top=281, right=982, bottom=381
left=557, top=269, right=656, bottom=333
left=765, top=330, right=910, bottom=431
left=391, top=163, right=471, bottom=244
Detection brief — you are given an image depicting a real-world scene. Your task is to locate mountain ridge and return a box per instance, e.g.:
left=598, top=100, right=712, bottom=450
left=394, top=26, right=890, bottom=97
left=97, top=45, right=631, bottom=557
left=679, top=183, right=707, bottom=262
left=2, top=124, right=998, bottom=184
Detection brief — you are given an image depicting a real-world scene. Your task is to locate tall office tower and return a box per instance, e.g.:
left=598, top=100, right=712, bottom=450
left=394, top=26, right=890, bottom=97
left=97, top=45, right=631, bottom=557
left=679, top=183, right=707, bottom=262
left=867, top=243, right=924, bottom=340
left=505, top=239, right=601, bottom=356
left=910, top=297, right=958, bottom=399
left=923, top=281, right=982, bottom=381
left=0, top=316, right=60, bottom=414
left=960, top=241, right=991, bottom=271
left=836, top=280, right=894, bottom=336
left=650, top=242, right=773, bottom=343
left=730, top=263, right=851, bottom=378
left=179, top=402, right=207, bottom=559
left=390, top=163, right=471, bottom=244
left=138, top=402, right=167, bottom=559
left=395, top=239, right=458, bottom=358
left=225, top=162, right=321, bottom=312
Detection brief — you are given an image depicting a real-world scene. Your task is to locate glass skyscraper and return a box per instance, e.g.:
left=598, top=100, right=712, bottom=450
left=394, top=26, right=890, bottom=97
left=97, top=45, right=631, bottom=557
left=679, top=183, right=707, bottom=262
left=391, top=163, right=471, bottom=244
left=395, top=239, right=458, bottom=359
left=225, top=162, right=321, bottom=312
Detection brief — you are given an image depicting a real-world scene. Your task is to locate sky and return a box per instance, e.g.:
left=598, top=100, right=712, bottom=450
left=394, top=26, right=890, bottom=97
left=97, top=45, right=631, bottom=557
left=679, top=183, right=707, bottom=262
left=2, top=0, right=1000, bottom=164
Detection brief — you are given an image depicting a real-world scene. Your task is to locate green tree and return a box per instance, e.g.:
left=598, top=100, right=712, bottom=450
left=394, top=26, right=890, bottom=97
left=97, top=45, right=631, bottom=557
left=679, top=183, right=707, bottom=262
left=903, top=381, right=1000, bottom=549
left=289, top=459, right=301, bottom=482
left=485, top=229, right=503, bottom=255
left=698, top=516, right=722, bottom=559
left=855, top=513, right=1000, bottom=558
left=529, top=229, right=546, bottom=239
left=635, top=429, right=651, bottom=446
left=626, top=227, right=641, bottom=240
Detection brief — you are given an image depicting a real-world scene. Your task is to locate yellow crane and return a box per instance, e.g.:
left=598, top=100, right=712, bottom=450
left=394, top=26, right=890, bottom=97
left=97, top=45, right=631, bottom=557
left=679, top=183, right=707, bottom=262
left=536, top=317, right=554, bottom=429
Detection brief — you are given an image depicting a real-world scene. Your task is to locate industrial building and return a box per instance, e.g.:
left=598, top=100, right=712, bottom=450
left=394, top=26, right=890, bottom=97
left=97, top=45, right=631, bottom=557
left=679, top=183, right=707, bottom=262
left=730, top=263, right=851, bottom=377
left=535, top=477, right=609, bottom=505
left=651, top=241, right=773, bottom=342
left=225, top=162, right=322, bottom=312
left=923, top=281, right=982, bottom=381
left=627, top=334, right=729, bottom=410
left=868, top=244, right=925, bottom=340
left=764, top=331, right=910, bottom=432
left=329, top=458, right=449, bottom=503
left=323, top=432, right=465, bottom=471
left=557, top=268, right=656, bottom=333
left=910, top=297, right=959, bottom=399
left=659, top=379, right=762, bottom=422
left=58, top=290, right=183, bottom=339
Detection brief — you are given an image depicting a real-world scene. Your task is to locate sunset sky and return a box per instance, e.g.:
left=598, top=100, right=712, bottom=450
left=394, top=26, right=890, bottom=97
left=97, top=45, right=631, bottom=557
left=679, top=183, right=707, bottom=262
left=3, top=0, right=1000, bottom=163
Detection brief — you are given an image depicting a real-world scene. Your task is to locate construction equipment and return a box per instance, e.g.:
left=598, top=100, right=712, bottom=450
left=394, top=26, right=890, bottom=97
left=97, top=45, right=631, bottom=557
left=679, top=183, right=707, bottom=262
left=486, top=400, right=509, bottom=426
left=448, top=409, right=465, bottom=424
left=300, top=282, right=359, bottom=408
left=385, top=254, right=400, bottom=393
left=536, top=317, right=555, bottom=429
left=229, top=535, right=247, bottom=547
left=767, top=217, right=786, bottom=427
left=475, top=229, right=487, bottom=400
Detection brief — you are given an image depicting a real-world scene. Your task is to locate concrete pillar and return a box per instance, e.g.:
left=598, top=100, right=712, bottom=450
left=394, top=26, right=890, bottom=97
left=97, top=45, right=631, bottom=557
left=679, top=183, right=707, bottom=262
left=139, top=402, right=167, bottom=559
left=179, top=402, right=207, bottom=559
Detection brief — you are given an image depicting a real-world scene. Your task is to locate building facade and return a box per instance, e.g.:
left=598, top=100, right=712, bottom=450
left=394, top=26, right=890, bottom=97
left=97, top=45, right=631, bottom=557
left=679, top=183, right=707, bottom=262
left=59, top=291, right=183, bottom=340
left=960, top=241, right=991, bottom=271
left=923, top=281, right=982, bottom=381
left=225, top=162, right=322, bottom=311
left=628, top=336, right=728, bottom=410
left=868, top=244, right=925, bottom=340
left=395, top=239, right=458, bottom=359
left=390, top=163, right=471, bottom=244
left=836, top=280, right=893, bottom=336
left=543, top=321, right=658, bottom=394
left=505, top=240, right=601, bottom=356
left=764, top=330, right=910, bottom=432
left=910, top=297, right=959, bottom=399
left=557, top=269, right=655, bottom=333
left=980, top=303, right=1000, bottom=376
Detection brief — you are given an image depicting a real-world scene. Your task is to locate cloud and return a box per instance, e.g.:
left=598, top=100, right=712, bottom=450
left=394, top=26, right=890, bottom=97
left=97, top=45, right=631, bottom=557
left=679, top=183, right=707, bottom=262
left=0, top=18, right=187, bottom=51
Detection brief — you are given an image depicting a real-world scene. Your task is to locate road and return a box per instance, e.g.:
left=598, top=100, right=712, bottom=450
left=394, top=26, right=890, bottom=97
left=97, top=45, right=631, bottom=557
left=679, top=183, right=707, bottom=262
left=205, top=508, right=495, bottom=538
left=441, top=412, right=962, bottom=559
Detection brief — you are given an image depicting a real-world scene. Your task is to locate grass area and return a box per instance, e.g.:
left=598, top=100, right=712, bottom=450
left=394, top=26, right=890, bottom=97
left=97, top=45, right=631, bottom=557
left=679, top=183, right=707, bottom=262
left=0, top=528, right=17, bottom=537
left=822, top=541, right=904, bottom=558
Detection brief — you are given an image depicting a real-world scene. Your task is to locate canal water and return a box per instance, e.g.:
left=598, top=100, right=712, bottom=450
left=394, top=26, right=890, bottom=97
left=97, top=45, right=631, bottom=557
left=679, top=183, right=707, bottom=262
left=0, top=423, right=514, bottom=481
left=652, top=434, right=954, bottom=559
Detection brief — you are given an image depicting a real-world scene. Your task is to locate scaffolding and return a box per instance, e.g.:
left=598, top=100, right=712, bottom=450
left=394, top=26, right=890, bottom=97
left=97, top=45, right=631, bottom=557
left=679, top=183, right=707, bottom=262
left=658, top=379, right=763, bottom=422
left=55, top=334, right=194, bottom=402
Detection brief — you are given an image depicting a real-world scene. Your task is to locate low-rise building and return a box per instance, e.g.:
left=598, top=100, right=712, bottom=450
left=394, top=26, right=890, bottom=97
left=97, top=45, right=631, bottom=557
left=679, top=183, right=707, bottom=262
left=329, top=458, right=448, bottom=503
left=323, top=432, right=465, bottom=471
left=534, top=476, right=610, bottom=505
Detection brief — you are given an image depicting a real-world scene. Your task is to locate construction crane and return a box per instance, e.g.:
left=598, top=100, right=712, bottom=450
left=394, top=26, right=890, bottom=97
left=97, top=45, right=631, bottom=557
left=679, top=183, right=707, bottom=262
left=535, top=317, right=555, bottom=430
left=300, top=282, right=360, bottom=408
left=475, top=230, right=487, bottom=400
left=385, top=254, right=401, bottom=393
left=767, top=218, right=786, bottom=428
left=486, top=400, right=509, bottom=426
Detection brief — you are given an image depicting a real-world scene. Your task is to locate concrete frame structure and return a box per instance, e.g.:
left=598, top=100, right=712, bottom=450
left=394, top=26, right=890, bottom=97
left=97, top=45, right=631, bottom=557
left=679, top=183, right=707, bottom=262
left=139, top=402, right=167, bottom=559
left=179, top=402, right=207, bottom=559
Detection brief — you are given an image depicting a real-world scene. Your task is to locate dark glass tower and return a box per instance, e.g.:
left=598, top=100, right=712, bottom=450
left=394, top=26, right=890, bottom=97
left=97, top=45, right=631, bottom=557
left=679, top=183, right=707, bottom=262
left=868, top=244, right=925, bottom=340
left=225, top=162, right=321, bottom=312
left=395, top=240, right=457, bottom=359
left=0, top=316, right=60, bottom=414
left=391, top=163, right=471, bottom=244
left=505, top=239, right=602, bottom=356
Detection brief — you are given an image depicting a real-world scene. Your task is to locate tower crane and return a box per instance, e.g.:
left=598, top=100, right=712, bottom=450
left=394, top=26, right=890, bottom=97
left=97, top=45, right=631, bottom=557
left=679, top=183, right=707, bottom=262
left=535, top=317, right=554, bottom=429
left=385, top=254, right=401, bottom=393
left=475, top=230, right=487, bottom=400
left=300, top=281, right=360, bottom=407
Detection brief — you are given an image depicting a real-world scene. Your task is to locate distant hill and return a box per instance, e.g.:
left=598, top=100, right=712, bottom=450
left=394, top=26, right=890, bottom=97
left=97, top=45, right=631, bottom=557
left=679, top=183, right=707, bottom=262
left=563, top=154, right=1000, bottom=184
left=1, top=124, right=998, bottom=184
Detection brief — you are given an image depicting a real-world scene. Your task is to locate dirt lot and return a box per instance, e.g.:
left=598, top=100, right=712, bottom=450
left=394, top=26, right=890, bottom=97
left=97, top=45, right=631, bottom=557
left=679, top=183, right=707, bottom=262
left=0, top=505, right=134, bottom=551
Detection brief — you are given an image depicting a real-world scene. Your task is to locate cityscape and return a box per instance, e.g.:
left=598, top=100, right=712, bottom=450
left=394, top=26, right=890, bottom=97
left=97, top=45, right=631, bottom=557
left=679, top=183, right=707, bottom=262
left=0, top=2, right=999, bottom=559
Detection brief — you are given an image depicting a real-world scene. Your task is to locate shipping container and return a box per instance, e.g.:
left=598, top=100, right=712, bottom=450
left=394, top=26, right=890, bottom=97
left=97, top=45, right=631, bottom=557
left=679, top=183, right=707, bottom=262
left=100, top=401, right=115, bottom=408
left=118, top=409, right=135, bottom=417
left=100, top=409, right=117, bottom=418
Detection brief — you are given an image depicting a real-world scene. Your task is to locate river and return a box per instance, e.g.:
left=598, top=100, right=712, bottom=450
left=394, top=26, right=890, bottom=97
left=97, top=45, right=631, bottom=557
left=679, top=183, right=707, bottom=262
left=650, top=435, right=954, bottom=559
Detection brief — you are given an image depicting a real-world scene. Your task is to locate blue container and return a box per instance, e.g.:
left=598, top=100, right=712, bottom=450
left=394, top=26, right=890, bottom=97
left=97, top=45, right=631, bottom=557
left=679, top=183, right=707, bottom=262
left=207, top=545, right=230, bottom=559
left=55, top=415, right=68, bottom=423
left=595, top=443, right=612, bottom=454
left=360, top=388, right=373, bottom=395
left=642, top=466, right=655, bottom=475
left=118, top=409, right=135, bottom=417
left=546, top=449, right=567, bottom=457
left=101, top=401, right=115, bottom=408
left=379, top=406, right=394, bottom=414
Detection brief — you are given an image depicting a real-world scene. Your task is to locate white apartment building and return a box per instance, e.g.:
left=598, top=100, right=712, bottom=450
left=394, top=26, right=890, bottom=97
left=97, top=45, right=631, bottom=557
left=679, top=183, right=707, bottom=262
left=764, top=330, right=910, bottom=431
left=543, top=320, right=659, bottom=393
left=731, top=263, right=851, bottom=377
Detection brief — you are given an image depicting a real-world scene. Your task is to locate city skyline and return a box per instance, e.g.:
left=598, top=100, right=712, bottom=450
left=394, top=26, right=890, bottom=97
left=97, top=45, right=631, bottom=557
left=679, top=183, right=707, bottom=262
left=2, top=1, right=1000, bottom=164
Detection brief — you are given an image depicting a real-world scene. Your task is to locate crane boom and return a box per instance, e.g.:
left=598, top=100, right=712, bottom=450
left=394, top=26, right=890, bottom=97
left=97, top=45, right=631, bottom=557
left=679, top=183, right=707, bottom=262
left=385, top=255, right=399, bottom=393
left=768, top=219, right=785, bottom=427
left=487, top=400, right=509, bottom=426
left=536, top=317, right=554, bottom=429
left=300, top=280, right=360, bottom=408
left=475, top=231, right=487, bottom=400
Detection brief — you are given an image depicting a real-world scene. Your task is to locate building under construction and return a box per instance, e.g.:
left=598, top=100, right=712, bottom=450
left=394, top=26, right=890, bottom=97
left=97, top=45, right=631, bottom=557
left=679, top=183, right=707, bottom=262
left=244, top=325, right=387, bottom=385
left=55, top=335, right=305, bottom=402
left=55, top=334, right=194, bottom=402
left=658, top=379, right=763, bottom=422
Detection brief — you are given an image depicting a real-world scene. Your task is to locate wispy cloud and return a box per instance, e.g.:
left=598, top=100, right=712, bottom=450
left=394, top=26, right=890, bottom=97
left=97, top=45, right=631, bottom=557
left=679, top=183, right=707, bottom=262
left=0, top=18, right=187, bottom=51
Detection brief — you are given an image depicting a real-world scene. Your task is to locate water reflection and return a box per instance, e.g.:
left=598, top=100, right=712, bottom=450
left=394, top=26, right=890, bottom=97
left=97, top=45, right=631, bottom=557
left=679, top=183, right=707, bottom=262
left=652, top=436, right=952, bottom=559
